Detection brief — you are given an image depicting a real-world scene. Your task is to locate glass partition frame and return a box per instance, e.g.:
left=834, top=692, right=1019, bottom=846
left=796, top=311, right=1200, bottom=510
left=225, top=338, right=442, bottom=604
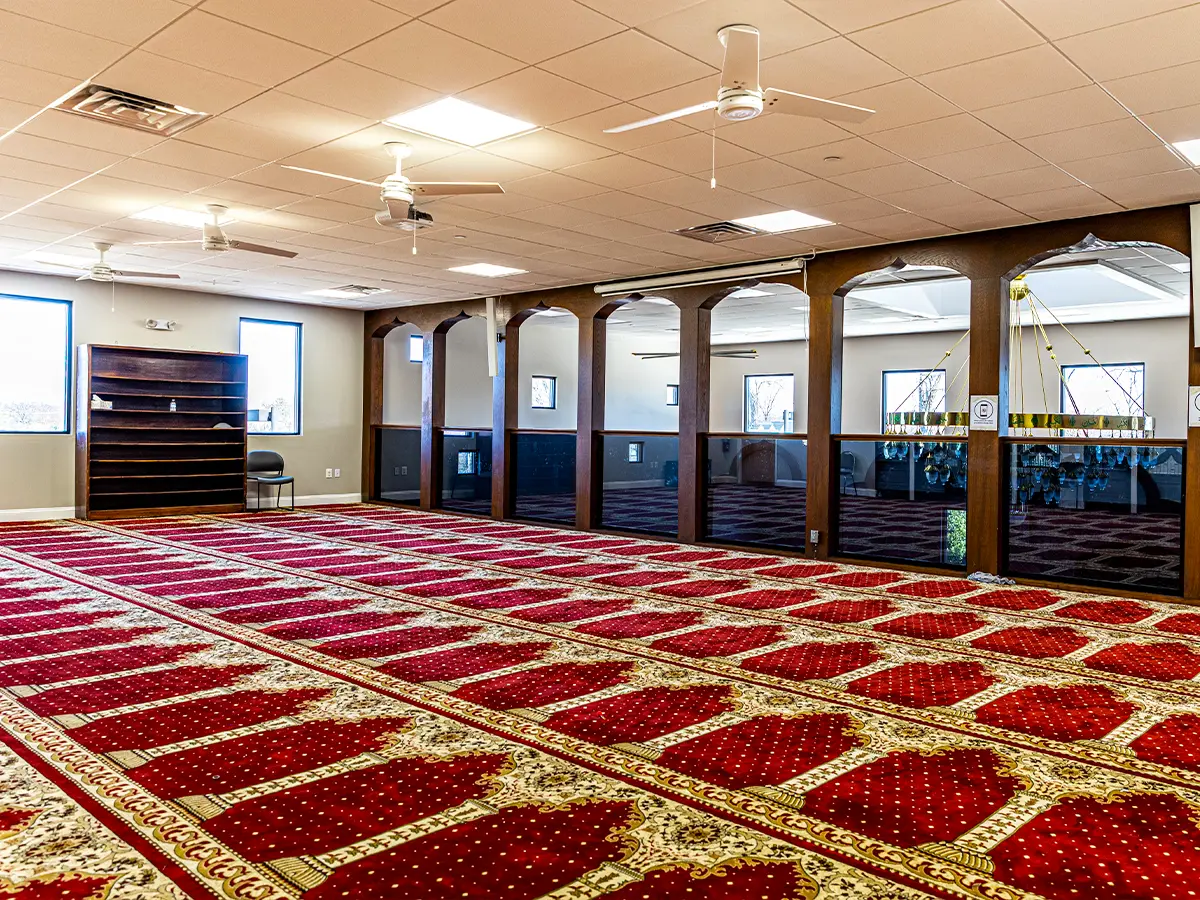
left=703, top=432, right=808, bottom=552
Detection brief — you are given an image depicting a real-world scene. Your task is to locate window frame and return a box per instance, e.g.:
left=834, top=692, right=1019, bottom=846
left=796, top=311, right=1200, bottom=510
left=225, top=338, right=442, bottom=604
left=530, top=374, right=557, bottom=410
left=1059, top=362, right=1146, bottom=417
left=408, top=333, right=423, bottom=363
left=239, top=316, right=303, bottom=437
left=743, top=373, right=795, bottom=435
left=881, top=368, right=947, bottom=432
left=0, top=293, right=72, bottom=435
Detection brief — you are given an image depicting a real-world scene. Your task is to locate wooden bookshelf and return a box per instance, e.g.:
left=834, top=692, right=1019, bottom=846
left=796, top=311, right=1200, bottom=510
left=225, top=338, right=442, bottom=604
left=76, top=345, right=248, bottom=520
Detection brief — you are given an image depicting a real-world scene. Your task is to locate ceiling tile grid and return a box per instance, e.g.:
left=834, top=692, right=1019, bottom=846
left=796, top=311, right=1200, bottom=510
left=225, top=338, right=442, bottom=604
left=0, top=0, right=1195, bottom=310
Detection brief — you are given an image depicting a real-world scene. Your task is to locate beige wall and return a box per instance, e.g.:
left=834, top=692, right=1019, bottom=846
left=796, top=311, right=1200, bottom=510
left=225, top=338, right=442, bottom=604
left=0, top=270, right=363, bottom=516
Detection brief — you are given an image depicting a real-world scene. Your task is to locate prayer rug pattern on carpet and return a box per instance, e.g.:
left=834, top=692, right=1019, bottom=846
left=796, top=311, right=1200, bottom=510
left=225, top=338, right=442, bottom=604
left=0, top=504, right=1198, bottom=900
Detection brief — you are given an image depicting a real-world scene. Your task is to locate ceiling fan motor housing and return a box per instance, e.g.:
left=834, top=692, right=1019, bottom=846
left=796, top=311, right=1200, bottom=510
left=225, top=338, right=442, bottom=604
left=381, top=177, right=414, bottom=207
left=717, top=88, right=763, bottom=122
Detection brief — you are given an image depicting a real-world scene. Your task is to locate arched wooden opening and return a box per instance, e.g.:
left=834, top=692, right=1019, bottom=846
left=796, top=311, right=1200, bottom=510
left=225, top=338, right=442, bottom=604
left=362, top=314, right=412, bottom=502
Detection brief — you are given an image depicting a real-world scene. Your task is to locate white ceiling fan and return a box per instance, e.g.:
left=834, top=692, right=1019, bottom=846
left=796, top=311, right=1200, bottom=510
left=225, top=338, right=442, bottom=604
left=39, top=242, right=180, bottom=282
left=282, top=142, right=504, bottom=228
left=135, top=205, right=298, bottom=258
left=605, top=25, right=876, bottom=133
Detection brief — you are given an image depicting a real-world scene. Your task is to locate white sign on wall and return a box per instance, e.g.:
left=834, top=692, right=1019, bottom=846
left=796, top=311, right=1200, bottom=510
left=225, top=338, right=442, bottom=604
left=970, top=395, right=999, bottom=431
left=1190, top=385, right=1200, bottom=428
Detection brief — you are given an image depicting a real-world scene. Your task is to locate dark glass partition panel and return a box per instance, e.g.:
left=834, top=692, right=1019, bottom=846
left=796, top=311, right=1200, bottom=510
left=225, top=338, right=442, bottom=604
left=1005, top=442, right=1184, bottom=594
left=374, top=427, right=422, bottom=505
left=836, top=439, right=968, bottom=569
left=513, top=431, right=576, bottom=524
left=440, top=430, right=493, bottom=516
left=600, top=433, right=679, bottom=536
left=704, top=435, right=807, bottom=550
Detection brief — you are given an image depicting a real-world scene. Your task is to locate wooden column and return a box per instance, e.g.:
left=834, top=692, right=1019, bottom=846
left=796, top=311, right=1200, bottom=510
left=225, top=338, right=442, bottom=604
left=805, top=286, right=843, bottom=559
left=966, top=272, right=1008, bottom=575
left=491, top=317, right=521, bottom=519
left=361, top=328, right=384, bottom=501
left=677, top=304, right=711, bottom=543
left=576, top=312, right=606, bottom=530
left=420, top=330, right=447, bottom=510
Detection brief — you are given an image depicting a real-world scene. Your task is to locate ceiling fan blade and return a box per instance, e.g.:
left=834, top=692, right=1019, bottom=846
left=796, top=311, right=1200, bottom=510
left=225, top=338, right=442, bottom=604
left=720, top=25, right=760, bottom=91
left=409, top=182, right=505, bottom=196
left=226, top=239, right=298, bottom=259
left=112, top=270, right=181, bottom=279
left=763, top=88, right=875, bottom=123
left=132, top=240, right=205, bottom=246
left=603, top=100, right=719, bottom=133
left=76, top=274, right=93, bottom=282
left=280, top=165, right=385, bottom=188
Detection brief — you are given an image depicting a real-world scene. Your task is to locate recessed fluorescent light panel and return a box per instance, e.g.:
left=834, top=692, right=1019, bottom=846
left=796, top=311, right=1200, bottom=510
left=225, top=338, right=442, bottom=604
left=733, top=210, right=833, bottom=233
left=132, top=206, right=230, bottom=228
left=449, top=263, right=527, bottom=277
left=1173, top=138, right=1200, bottom=165
left=386, top=98, right=536, bottom=147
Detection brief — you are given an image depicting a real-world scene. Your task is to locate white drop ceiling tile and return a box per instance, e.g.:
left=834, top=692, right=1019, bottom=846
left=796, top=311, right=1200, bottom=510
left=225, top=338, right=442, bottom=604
left=0, top=0, right=187, bottom=45
left=326, top=123, right=463, bottom=165
left=801, top=195, right=901, bottom=223
left=232, top=164, right=352, bottom=198
left=560, top=154, right=683, bottom=189
left=920, top=141, right=1045, bottom=182
left=349, top=21, right=524, bottom=94
left=760, top=37, right=904, bottom=100
left=21, top=111, right=166, bottom=158
left=0, top=133, right=127, bottom=173
left=277, top=197, right=380, bottom=223
left=962, top=166, right=1081, bottom=198
left=575, top=0, right=704, bottom=27
left=142, top=10, right=329, bottom=88
left=203, top=180, right=308, bottom=209
left=541, top=31, right=715, bottom=102
left=1087, top=168, right=1200, bottom=208
left=776, top=138, right=903, bottom=177
left=544, top=226, right=628, bottom=250
left=1104, top=62, right=1200, bottom=117
left=549, top=103, right=698, bottom=153
left=930, top=201, right=1035, bottom=234
left=674, top=188, right=781, bottom=221
left=503, top=172, right=610, bottom=203
left=451, top=190, right=551, bottom=216
left=425, top=0, right=623, bottom=64
left=471, top=215, right=567, bottom=242
left=0, top=97, right=39, bottom=131
left=67, top=175, right=185, bottom=208
left=314, top=222, right=404, bottom=244
left=103, top=159, right=224, bottom=193
left=848, top=212, right=949, bottom=240
left=640, top=0, right=833, bottom=67
left=565, top=191, right=670, bottom=217
left=850, top=0, right=1043, bottom=76
left=628, top=133, right=758, bottom=176
left=0, top=156, right=90, bottom=190
left=486, top=129, right=613, bottom=170
left=509, top=203, right=608, bottom=228
left=22, top=202, right=112, bottom=227
left=919, top=44, right=1091, bottom=111
left=177, top=118, right=311, bottom=162
left=869, top=114, right=1006, bottom=160
left=0, top=60, right=78, bottom=107
left=807, top=225, right=883, bottom=249
left=753, top=178, right=861, bottom=208
left=222, top=93, right=374, bottom=147
left=202, top=0, right=408, bottom=54
left=828, top=162, right=947, bottom=195
left=716, top=115, right=852, bottom=156
left=0, top=10, right=129, bottom=80
left=281, top=231, right=372, bottom=253
left=1057, top=5, right=1200, bottom=81
left=789, top=0, right=961, bottom=33
left=405, top=150, right=545, bottom=185
left=976, top=85, right=1130, bottom=140
left=138, top=140, right=264, bottom=179
left=1061, top=146, right=1189, bottom=185
left=876, top=181, right=988, bottom=213
left=833, top=79, right=961, bottom=136
left=712, top=158, right=810, bottom=193
left=279, top=145, right=392, bottom=183
left=1003, top=0, right=1195, bottom=39
left=1020, top=119, right=1162, bottom=164
left=997, top=184, right=1120, bottom=217
left=277, top=60, right=437, bottom=122
left=319, top=182, right=391, bottom=210
left=1139, top=104, right=1200, bottom=144
left=460, top=68, right=615, bottom=128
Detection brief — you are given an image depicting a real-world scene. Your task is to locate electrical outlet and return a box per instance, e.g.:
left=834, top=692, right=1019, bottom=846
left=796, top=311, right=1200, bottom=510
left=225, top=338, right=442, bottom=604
left=401, top=465, right=408, bottom=475
left=325, top=468, right=333, bottom=478
left=393, top=467, right=400, bottom=476
left=810, top=529, right=820, bottom=543
left=333, top=468, right=340, bottom=477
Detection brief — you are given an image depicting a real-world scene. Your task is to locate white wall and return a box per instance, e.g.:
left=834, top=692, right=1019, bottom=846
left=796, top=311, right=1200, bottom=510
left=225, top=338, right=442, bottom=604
left=517, top=317, right=577, bottom=430
left=444, top=315, right=493, bottom=430
left=0, top=271, right=363, bottom=517
left=382, top=323, right=422, bottom=426
left=605, top=330, right=680, bottom=432
left=711, top=341, right=809, bottom=433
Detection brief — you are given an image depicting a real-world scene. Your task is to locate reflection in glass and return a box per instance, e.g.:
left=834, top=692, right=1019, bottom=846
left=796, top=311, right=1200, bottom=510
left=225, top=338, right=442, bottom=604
left=704, top=436, right=807, bottom=550
left=601, top=434, right=678, bottom=536
left=374, top=427, right=421, bottom=505
left=744, top=374, right=795, bottom=433
left=441, top=430, right=492, bottom=515
left=514, top=432, right=576, bottom=525
left=1005, top=442, right=1183, bottom=594
left=836, top=439, right=967, bottom=569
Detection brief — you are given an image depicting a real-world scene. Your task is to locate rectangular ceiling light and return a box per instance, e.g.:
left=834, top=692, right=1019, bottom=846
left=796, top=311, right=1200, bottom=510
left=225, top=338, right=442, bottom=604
left=732, top=210, right=833, bottom=233
left=449, top=263, right=527, bottom=277
left=1173, top=138, right=1200, bottom=165
left=132, top=206, right=230, bottom=228
left=385, top=97, right=536, bottom=147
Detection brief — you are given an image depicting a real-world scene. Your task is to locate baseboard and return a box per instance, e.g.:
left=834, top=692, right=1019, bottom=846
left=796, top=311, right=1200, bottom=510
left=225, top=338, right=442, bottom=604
left=0, top=493, right=362, bottom=522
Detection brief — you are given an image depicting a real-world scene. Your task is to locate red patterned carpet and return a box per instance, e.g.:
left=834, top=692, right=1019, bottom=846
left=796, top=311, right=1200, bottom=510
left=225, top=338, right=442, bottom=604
left=2, top=505, right=1200, bottom=900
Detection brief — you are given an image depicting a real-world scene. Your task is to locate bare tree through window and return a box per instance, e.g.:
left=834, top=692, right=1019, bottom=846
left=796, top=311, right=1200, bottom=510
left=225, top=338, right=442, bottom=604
left=744, top=374, right=794, bottom=433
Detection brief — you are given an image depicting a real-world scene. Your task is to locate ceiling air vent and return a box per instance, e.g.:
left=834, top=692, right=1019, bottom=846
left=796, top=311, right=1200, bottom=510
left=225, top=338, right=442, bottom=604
left=307, top=285, right=391, bottom=300
left=673, top=221, right=761, bottom=243
left=55, top=84, right=209, bottom=136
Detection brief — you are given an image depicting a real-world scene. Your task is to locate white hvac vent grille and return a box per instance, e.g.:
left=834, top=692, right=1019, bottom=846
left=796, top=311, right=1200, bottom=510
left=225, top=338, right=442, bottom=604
left=55, top=85, right=209, bottom=136
left=306, top=285, right=391, bottom=300
left=673, top=221, right=761, bottom=243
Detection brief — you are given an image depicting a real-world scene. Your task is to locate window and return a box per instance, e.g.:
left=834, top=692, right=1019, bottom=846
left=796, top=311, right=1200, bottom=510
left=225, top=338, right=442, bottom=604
left=627, top=441, right=644, bottom=463
left=531, top=375, right=556, bottom=409
left=883, top=369, right=946, bottom=432
left=744, top=374, right=794, bottom=434
left=0, top=295, right=70, bottom=433
left=665, top=384, right=679, bottom=406
left=1061, top=364, right=1145, bottom=417
left=240, top=318, right=301, bottom=435
left=408, top=334, right=423, bottom=363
